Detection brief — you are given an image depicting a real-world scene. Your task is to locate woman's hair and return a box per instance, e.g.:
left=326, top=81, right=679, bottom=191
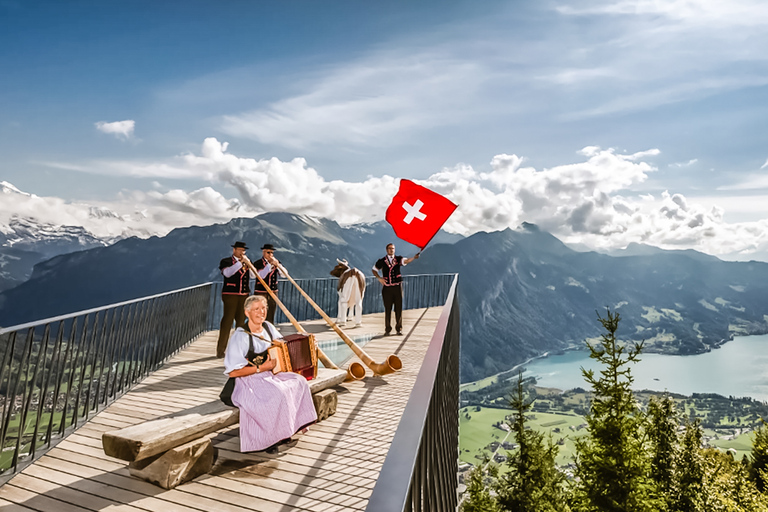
left=244, top=294, right=268, bottom=311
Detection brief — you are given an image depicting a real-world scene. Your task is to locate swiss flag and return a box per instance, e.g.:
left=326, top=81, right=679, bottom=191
left=385, top=179, right=458, bottom=250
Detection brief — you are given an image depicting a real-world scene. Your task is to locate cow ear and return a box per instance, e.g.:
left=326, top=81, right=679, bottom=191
left=336, top=258, right=343, bottom=264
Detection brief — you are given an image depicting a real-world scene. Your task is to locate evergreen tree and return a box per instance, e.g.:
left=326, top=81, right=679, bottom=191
left=495, top=373, right=568, bottom=512
left=461, top=463, right=501, bottom=512
left=674, top=420, right=705, bottom=512
left=700, top=448, right=768, bottom=511
left=748, top=420, right=768, bottom=492
left=647, top=395, right=678, bottom=511
left=571, top=308, right=659, bottom=512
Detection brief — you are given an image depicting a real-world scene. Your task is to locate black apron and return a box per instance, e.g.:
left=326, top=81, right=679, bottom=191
left=219, top=324, right=273, bottom=407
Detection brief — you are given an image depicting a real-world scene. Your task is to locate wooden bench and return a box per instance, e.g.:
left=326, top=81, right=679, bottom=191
left=102, top=368, right=347, bottom=489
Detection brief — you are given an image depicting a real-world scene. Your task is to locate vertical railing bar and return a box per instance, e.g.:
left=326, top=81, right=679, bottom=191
left=111, top=304, right=133, bottom=399
left=135, top=299, right=155, bottom=381
left=46, top=317, right=75, bottom=446
left=103, top=306, right=126, bottom=403
left=146, top=297, right=162, bottom=375
left=29, top=322, right=54, bottom=460
left=72, top=311, right=99, bottom=427
left=133, top=298, right=154, bottom=383
left=0, top=330, right=19, bottom=466
left=12, top=325, right=43, bottom=471
left=87, top=308, right=111, bottom=415
left=61, top=315, right=87, bottom=434
left=0, top=330, right=18, bottom=449
left=119, top=302, right=139, bottom=393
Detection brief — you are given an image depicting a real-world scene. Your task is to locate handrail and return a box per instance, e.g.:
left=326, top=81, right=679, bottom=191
left=0, top=284, right=213, bottom=482
left=366, top=274, right=460, bottom=512
left=0, top=273, right=457, bottom=484
left=0, top=282, right=213, bottom=334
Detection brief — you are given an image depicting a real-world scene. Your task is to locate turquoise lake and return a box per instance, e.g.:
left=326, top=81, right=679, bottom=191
left=521, top=333, right=768, bottom=402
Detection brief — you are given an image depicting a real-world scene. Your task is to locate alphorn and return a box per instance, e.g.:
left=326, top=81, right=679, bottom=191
left=276, top=262, right=402, bottom=377
left=241, top=258, right=366, bottom=381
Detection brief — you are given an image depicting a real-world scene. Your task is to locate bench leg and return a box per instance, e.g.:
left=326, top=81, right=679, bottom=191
left=129, top=437, right=214, bottom=489
left=312, top=389, right=338, bottom=422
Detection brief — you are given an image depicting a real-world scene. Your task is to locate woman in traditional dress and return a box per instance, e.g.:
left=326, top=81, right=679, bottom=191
left=223, top=294, right=317, bottom=453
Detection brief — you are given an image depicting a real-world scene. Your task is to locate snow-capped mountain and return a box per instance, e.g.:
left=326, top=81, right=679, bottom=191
left=0, top=216, right=110, bottom=292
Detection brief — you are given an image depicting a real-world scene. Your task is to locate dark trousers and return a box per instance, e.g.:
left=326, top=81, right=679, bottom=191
left=382, top=284, right=403, bottom=334
left=255, top=292, right=278, bottom=324
left=218, top=294, right=248, bottom=357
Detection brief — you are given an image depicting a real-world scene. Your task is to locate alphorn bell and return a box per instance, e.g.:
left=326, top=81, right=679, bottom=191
left=276, top=262, right=402, bottom=377
left=241, top=258, right=366, bottom=381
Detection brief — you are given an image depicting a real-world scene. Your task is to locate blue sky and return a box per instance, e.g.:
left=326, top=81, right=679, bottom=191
left=2, top=0, right=768, bottom=259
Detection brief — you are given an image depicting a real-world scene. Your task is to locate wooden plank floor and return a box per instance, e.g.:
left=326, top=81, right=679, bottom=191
left=0, top=307, right=442, bottom=512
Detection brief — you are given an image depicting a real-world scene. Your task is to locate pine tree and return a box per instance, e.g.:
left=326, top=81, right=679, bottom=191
left=674, top=419, right=705, bottom=512
left=461, top=463, right=501, bottom=512
left=700, top=448, right=768, bottom=511
left=495, top=373, right=568, bottom=512
left=748, top=420, right=768, bottom=492
left=647, top=395, right=678, bottom=511
left=571, top=308, right=659, bottom=512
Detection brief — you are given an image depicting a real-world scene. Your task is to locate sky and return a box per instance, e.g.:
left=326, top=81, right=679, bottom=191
left=2, top=0, right=768, bottom=259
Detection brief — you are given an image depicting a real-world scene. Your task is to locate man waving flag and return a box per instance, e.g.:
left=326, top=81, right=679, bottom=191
left=385, top=179, right=458, bottom=250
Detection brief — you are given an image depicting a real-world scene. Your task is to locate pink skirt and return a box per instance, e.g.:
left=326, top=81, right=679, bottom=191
left=232, top=371, right=318, bottom=452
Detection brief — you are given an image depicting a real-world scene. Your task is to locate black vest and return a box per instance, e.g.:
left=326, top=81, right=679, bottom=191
left=220, top=256, right=250, bottom=295
left=253, top=258, right=279, bottom=293
left=375, top=255, right=404, bottom=286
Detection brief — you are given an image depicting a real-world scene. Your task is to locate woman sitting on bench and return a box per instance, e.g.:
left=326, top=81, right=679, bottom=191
left=223, top=294, right=317, bottom=453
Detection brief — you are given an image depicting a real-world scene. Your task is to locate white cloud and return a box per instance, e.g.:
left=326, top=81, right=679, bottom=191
left=95, top=120, right=135, bottom=139
left=219, top=54, right=486, bottom=151
left=9, top=138, right=768, bottom=261
left=670, top=159, right=698, bottom=168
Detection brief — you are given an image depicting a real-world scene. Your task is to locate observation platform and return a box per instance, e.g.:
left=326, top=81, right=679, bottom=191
left=0, top=308, right=442, bottom=512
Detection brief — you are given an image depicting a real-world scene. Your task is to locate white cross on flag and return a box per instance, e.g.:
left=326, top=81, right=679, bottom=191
left=385, top=179, right=458, bottom=250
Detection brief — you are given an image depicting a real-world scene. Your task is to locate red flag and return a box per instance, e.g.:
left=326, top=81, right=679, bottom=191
left=385, top=179, right=458, bottom=250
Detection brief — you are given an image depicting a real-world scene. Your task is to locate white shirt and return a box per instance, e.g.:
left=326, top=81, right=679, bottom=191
left=223, top=324, right=280, bottom=375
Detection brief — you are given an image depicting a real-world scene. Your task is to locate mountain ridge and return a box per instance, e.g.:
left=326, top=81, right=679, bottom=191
left=3, top=212, right=768, bottom=385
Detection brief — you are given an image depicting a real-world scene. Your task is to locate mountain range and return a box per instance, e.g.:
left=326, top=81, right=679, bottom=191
left=0, top=216, right=108, bottom=292
left=2, top=213, right=768, bottom=384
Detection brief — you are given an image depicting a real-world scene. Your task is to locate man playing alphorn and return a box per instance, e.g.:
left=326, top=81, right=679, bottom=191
left=253, top=243, right=282, bottom=324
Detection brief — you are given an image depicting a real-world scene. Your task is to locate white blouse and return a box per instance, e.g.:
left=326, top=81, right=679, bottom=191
left=223, top=323, right=280, bottom=375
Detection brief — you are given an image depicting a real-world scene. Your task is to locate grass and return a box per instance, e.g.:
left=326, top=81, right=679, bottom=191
left=460, top=402, right=760, bottom=470
left=460, top=406, right=588, bottom=467
left=460, top=375, right=502, bottom=393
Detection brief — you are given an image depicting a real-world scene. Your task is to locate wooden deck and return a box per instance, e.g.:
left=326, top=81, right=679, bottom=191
left=0, top=307, right=442, bottom=512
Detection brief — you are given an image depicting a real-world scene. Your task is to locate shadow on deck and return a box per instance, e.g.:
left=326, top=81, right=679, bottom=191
left=0, top=308, right=443, bottom=512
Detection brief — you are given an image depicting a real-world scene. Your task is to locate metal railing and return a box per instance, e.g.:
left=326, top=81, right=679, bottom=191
left=0, top=283, right=213, bottom=482
left=366, top=274, right=460, bottom=512
left=207, top=273, right=457, bottom=326
left=0, top=273, right=457, bottom=484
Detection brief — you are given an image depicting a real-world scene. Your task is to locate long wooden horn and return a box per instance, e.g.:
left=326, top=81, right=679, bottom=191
left=275, top=262, right=402, bottom=376
left=242, top=258, right=365, bottom=381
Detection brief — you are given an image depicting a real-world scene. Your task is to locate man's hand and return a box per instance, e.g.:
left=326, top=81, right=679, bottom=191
left=377, top=277, right=386, bottom=285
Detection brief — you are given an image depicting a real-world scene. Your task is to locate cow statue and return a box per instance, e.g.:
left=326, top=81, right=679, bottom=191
left=330, top=259, right=366, bottom=327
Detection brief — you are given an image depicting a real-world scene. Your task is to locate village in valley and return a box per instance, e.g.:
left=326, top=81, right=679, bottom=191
left=457, top=374, right=768, bottom=485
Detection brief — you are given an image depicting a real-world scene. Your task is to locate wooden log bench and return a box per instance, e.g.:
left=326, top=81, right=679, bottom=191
left=102, top=368, right=347, bottom=489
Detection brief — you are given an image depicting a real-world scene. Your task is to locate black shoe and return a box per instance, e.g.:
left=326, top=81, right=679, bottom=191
left=396, top=331, right=403, bottom=336
left=266, top=444, right=279, bottom=454
left=384, top=331, right=392, bottom=336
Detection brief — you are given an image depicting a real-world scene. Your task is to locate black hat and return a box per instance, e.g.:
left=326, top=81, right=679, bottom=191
left=261, top=244, right=276, bottom=251
left=232, top=241, right=249, bottom=249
